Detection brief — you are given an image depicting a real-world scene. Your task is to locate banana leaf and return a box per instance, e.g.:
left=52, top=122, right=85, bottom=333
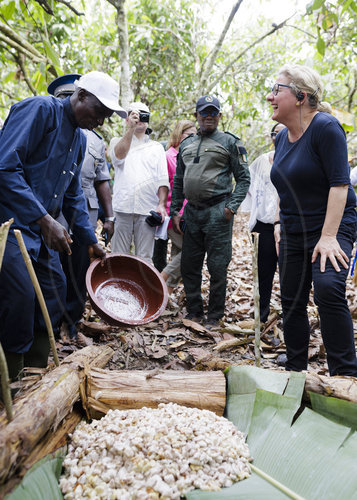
left=188, top=366, right=357, bottom=500
left=5, top=450, right=65, bottom=500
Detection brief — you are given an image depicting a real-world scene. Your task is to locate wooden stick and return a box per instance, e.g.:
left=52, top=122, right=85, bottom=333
left=0, top=344, right=13, bottom=422
left=0, top=219, right=14, bottom=420
left=0, top=218, right=13, bottom=269
left=13, top=229, right=59, bottom=367
left=252, top=232, right=261, bottom=367
left=251, top=464, right=305, bottom=500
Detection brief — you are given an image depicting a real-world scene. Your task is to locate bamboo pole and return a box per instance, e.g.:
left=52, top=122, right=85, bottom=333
left=13, top=229, right=59, bottom=367
left=0, top=219, right=14, bottom=421
left=252, top=232, right=261, bottom=367
left=0, top=345, right=114, bottom=485
left=0, top=344, right=13, bottom=422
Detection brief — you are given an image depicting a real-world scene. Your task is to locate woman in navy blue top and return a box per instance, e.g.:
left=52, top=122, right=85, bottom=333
left=268, top=64, right=357, bottom=376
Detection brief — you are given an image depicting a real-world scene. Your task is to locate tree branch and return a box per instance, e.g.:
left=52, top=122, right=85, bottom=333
left=199, top=0, right=243, bottom=93
left=14, top=54, right=37, bottom=95
left=348, top=67, right=357, bottom=112
left=208, top=14, right=294, bottom=93
left=0, top=22, right=45, bottom=61
left=0, top=33, right=44, bottom=63
left=34, top=0, right=84, bottom=16
left=55, top=0, right=84, bottom=16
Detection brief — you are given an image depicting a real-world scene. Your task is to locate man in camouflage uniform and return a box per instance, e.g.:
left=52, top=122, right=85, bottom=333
left=170, top=95, right=250, bottom=326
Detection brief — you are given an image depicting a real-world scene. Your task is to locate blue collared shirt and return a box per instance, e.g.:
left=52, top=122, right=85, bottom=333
left=0, top=95, right=97, bottom=256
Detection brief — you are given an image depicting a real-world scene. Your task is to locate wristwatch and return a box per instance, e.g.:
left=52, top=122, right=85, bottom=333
left=104, top=217, right=116, bottom=223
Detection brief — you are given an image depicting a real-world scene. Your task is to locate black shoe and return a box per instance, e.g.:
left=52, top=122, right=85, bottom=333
left=185, top=313, right=204, bottom=323
left=205, top=318, right=220, bottom=329
left=277, top=353, right=287, bottom=367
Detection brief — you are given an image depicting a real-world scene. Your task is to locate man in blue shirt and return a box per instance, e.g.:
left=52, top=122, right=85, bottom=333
left=48, top=73, right=117, bottom=340
left=0, top=71, right=127, bottom=386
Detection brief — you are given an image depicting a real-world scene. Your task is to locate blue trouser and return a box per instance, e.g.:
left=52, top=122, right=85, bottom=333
left=0, top=239, right=66, bottom=354
left=279, top=223, right=357, bottom=376
left=252, top=221, right=278, bottom=323
left=181, top=201, right=233, bottom=320
left=60, top=239, right=90, bottom=336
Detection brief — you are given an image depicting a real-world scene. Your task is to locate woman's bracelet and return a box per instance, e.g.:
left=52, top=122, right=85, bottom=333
left=273, top=220, right=281, bottom=226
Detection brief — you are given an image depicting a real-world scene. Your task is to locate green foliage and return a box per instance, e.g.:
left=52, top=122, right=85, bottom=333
left=0, top=0, right=356, bottom=157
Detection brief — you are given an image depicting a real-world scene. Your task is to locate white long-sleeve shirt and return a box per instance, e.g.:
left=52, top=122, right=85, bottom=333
left=240, top=151, right=279, bottom=231
left=110, top=134, right=170, bottom=215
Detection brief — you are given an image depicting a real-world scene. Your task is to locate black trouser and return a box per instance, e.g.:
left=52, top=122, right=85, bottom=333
left=181, top=201, right=233, bottom=320
left=252, top=221, right=278, bottom=323
left=152, top=238, right=168, bottom=272
left=279, top=223, right=357, bottom=376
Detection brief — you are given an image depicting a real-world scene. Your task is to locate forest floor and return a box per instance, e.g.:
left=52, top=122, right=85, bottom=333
left=55, top=212, right=357, bottom=376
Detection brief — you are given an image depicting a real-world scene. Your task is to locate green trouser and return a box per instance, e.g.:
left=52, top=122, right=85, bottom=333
left=181, top=201, right=233, bottom=320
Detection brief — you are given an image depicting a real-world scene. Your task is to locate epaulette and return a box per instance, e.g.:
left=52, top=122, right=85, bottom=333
left=224, top=131, right=240, bottom=140
left=92, top=129, right=103, bottom=140
left=179, top=133, right=196, bottom=152
left=181, top=133, right=195, bottom=144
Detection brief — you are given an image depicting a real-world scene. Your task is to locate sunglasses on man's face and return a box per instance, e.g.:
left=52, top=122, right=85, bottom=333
left=198, top=109, right=220, bottom=117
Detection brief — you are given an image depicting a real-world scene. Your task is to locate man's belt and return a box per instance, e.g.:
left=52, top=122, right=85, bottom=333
left=188, top=193, right=231, bottom=210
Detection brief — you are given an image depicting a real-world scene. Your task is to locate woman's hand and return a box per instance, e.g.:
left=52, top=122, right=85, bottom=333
left=311, top=234, right=349, bottom=272
left=274, top=223, right=281, bottom=256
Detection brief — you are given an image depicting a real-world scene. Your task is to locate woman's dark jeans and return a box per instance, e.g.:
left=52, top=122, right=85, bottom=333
left=279, top=223, right=357, bottom=376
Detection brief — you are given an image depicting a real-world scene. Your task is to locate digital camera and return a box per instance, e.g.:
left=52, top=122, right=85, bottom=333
left=145, top=210, right=162, bottom=227
left=139, top=112, right=150, bottom=123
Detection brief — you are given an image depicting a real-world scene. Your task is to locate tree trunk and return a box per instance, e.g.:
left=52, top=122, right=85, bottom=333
left=304, top=372, right=357, bottom=404
left=82, top=368, right=226, bottom=419
left=0, top=406, right=83, bottom=498
left=107, top=0, right=133, bottom=108
left=0, top=345, right=114, bottom=485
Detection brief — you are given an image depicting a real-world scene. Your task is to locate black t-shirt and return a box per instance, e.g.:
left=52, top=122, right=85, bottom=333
left=271, top=112, right=356, bottom=233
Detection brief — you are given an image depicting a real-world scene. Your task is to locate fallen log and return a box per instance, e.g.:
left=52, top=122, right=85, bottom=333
left=304, top=371, right=357, bottom=404
left=0, top=406, right=83, bottom=499
left=0, top=345, right=113, bottom=485
left=82, top=368, right=226, bottom=419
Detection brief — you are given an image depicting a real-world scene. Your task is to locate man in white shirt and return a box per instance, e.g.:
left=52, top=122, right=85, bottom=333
left=109, top=102, right=169, bottom=260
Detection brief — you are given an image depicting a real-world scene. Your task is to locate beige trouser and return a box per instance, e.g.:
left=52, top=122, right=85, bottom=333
left=162, top=228, right=183, bottom=287
left=112, top=212, right=156, bottom=262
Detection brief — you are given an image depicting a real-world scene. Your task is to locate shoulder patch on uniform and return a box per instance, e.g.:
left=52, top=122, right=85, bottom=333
left=92, top=130, right=103, bottom=140
left=225, top=131, right=240, bottom=140
left=238, top=145, right=248, bottom=162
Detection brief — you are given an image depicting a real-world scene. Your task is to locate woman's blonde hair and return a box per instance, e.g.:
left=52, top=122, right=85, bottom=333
left=167, top=120, right=196, bottom=149
left=279, top=64, right=332, bottom=113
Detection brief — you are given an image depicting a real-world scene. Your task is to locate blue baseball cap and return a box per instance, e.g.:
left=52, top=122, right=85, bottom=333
left=196, top=95, right=221, bottom=113
left=47, top=73, right=81, bottom=97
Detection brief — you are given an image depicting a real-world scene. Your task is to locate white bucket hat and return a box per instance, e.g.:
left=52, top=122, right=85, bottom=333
left=74, top=71, right=127, bottom=118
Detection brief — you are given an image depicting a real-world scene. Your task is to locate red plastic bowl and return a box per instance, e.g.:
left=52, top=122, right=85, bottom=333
left=86, top=253, right=168, bottom=326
